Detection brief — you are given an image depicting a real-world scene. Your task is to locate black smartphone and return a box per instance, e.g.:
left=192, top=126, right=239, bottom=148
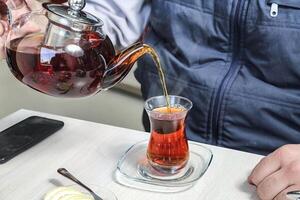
left=0, top=116, right=64, bottom=164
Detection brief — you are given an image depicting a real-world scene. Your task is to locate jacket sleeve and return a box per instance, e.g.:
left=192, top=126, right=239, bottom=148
left=85, top=0, right=151, bottom=49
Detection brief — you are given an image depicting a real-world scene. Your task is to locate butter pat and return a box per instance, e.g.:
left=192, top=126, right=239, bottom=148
left=44, top=186, right=94, bottom=200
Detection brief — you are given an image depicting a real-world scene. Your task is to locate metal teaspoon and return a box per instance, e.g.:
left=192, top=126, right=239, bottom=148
left=57, top=168, right=103, bottom=200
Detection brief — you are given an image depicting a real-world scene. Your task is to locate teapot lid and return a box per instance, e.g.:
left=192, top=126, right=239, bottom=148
left=43, top=0, right=103, bottom=32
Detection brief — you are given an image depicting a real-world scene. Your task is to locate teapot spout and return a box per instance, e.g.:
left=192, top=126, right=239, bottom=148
left=102, top=42, right=155, bottom=90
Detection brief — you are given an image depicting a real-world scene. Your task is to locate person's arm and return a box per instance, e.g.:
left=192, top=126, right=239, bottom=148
left=85, top=0, right=151, bottom=49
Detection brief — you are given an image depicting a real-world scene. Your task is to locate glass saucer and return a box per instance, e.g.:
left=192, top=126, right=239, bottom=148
left=115, top=140, right=213, bottom=192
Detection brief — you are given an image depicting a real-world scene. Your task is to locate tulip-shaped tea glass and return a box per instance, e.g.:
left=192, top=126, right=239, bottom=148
left=144, top=95, right=193, bottom=176
left=116, top=95, right=212, bottom=190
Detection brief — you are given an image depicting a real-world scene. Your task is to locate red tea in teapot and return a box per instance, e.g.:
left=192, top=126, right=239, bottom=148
left=6, top=32, right=115, bottom=97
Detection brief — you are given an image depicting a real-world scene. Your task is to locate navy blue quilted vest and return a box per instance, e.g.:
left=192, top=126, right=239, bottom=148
left=134, top=0, right=300, bottom=155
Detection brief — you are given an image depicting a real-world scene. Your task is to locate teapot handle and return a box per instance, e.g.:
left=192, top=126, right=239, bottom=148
left=0, top=0, right=32, bottom=58
left=0, top=0, right=28, bottom=36
left=3, top=0, right=28, bottom=23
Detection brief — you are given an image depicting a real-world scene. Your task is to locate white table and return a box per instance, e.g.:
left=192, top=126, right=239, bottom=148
left=0, top=109, right=262, bottom=200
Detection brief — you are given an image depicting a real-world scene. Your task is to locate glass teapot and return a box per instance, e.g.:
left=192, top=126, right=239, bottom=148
left=1, top=0, right=152, bottom=97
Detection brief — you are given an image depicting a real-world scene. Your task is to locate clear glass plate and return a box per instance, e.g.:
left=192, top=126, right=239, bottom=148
left=115, top=140, right=213, bottom=193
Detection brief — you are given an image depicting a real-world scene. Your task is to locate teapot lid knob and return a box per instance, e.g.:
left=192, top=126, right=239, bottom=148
left=43, top=0, right=104, bottom=32
left=68, top=0, right=86, bottom=12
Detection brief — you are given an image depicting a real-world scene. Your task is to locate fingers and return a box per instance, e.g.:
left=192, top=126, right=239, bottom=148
left=10, top=5, right=30, bottom=21
left=249, top=145, right=300, bottom=200
left=24, top=0, right=42, bottom=11
left=253, top=160, right=300, bottom=200
left=8, top=21, right=40, bottom=44
left=6, top=0, right=25, bottom=10
left=248, top=151, right=281, bottom=186
left=274, top=185, right=300, bottom=200
left=256, top=168, right=290, bottom=200
left=0, top=22, right=5, bottom=36
left=0, top=35, right=7, bottom=58
left=0, top=20, right=8, bottom=33
left=0, top=20, right=8, bottom=59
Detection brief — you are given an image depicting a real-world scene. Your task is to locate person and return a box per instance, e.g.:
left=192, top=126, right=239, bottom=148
left=1, top=0, right=300, bottom=199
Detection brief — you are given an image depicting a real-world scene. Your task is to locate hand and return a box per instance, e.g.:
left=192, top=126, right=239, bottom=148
left=248, top=144, right=300, bottom=200
left=0, top=0, right=41, bottom=58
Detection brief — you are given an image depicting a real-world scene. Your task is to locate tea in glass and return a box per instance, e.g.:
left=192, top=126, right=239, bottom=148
left=145, top=95, right=193, bottom=175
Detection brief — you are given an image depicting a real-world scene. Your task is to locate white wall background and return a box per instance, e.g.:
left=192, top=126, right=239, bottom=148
left=0, top=60, right=145, bottom=131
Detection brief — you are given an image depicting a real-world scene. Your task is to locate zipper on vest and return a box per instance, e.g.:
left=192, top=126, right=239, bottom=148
left=268, top=0, right=300, bottom=17
left=270, top=3, right=278, bottom=17
left=211, top=0, right=245, bottom=145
